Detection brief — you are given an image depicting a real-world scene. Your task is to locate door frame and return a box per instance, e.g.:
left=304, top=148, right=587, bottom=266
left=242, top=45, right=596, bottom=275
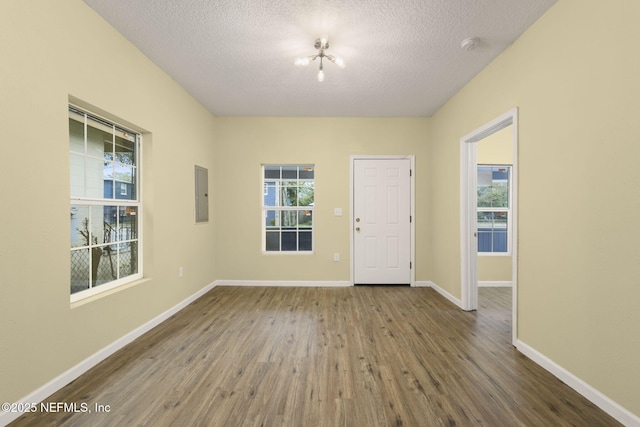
left=350, top=155, right=415, bottom=286
left=460, top=108, right=518, bottom=344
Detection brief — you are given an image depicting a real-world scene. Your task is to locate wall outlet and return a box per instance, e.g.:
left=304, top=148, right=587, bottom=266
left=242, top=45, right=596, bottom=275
left=333, top=253, right=340, bottom=262
left=178, top=267, right=184, bottom=278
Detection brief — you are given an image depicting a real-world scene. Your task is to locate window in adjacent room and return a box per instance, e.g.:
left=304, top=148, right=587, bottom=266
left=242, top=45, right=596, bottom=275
left=477, top=165, right=511, bottom=254
left=262, top=165, right=314, bottom=253
left=69, top=105, right=142, bottom=300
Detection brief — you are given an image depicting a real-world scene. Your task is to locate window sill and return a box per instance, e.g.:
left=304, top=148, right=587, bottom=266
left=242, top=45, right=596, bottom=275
left=261, top=251, right=315, bottom=256
left=70, top=276, right=148, bottom=308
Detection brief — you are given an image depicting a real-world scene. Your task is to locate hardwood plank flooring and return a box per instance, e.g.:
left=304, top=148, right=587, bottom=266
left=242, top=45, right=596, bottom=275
left=10, top=286, right=620, bottom=426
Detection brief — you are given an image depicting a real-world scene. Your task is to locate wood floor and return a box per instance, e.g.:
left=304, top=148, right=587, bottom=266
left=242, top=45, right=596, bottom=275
left=11, top=286, right=620, bottom=426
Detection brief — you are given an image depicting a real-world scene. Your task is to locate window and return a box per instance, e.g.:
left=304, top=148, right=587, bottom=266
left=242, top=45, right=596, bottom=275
left=262, top=165, right=314, bottom=252
left=69, top=105, right=141, bottom=300
left=477, top=165, right=511, bottom=254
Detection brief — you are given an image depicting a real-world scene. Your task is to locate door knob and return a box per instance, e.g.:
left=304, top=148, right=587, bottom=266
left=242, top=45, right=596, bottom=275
left=355, top=227, right=360, bottom=231
left=355, top=218, right=360, bottom=222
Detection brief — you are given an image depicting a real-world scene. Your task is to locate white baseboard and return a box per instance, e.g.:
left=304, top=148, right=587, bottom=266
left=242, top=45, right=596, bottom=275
left=516, top=340, right=640, bottom=427
left=215, top=280, right=351, bottom=287
left=0, top=281, right=217, bottom=427
left=478, top=281, right=513, bottom=287
left=415, top=280, right=464, bottom=309
left=413, top=281, right=432, bottom=287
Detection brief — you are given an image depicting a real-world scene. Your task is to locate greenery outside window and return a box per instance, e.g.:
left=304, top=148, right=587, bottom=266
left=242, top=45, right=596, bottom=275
left=262, top=165, right=314, bottom=252
left=69, top=105, right=141, bottom=300
left=477, top=165, right=511, bottom=254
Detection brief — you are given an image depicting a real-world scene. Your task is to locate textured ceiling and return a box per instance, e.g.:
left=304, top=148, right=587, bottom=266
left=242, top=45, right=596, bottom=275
left=83, top=0, right=556, bottom=117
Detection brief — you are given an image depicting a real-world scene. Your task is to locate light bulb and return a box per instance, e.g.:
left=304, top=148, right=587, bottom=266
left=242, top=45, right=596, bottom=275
left=334, top=57, right=345, bottom=68
left=317, top=69, right=325, bottom=82
left=295, top=57, right=310, bottom=66
left=320, top=36, right=328, bottom=48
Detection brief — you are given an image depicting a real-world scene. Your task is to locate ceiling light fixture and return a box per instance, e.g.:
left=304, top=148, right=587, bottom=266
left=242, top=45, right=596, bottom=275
left=295, top=36, right=345, bottom=82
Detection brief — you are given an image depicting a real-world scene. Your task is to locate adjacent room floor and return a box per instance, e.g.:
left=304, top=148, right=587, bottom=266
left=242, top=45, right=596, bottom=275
left=11, top=286, right=620, bottom=426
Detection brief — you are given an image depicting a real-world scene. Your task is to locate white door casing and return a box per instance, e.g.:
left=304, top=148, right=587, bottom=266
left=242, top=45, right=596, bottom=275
left=460, top=108, right=518, bottom=345
left=352, top=157, right=413, bottom=285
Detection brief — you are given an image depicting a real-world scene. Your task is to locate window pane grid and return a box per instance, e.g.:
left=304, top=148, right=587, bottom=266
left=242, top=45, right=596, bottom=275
left=262, top=165, right=314, bottom=253
left=477, top=165, right=511, bottom=254
left=70, top=203, right=138, bottom=292
left=477, top=166, right=509, bottom=209
left=69, top=105, right=141, bottom=297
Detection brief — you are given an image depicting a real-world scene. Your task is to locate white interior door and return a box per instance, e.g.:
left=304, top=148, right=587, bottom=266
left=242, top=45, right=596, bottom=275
left=353, top=158, right=411, bottom=284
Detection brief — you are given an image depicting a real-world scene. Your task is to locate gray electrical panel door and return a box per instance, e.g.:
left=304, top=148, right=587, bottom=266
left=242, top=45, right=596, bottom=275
left=195, top=165, right=209, bottom=222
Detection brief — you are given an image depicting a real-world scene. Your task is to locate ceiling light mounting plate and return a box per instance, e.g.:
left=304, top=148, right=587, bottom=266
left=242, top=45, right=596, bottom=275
left=460, top=37, right=480, bottom=51
left=314, top=37, right=329, bottom=50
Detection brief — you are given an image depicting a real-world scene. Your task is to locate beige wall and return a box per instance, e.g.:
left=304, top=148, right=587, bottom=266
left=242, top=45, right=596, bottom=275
left=478, top=256, right=512, bottom=283
left=428, top=0, right=640, bottom=416
left=477, top=126, right=513, bottom=282
left=0, top=1, right=217, bottom=403
left=476, top=125, right=512, bottom=165
left=214, top=117, right=430, bottom=282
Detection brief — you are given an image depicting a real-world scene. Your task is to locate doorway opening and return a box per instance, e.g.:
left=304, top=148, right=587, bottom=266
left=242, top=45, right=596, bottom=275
left=460, top=108, right=518, bottom=345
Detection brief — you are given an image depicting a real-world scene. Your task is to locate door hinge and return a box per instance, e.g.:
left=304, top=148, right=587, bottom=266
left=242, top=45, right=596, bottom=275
left=410, top=169, right=412, bottom=177
left=410, top=262, right=412, bottom=269
left=410, top=216, right=412, bottom=223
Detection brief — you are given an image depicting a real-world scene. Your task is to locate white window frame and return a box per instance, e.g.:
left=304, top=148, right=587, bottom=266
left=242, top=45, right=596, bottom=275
left=477, top=164, right=512, bottom=256
left=262, top=165, right=315, bottom=254
left=69, top=105, right=143, bottom=302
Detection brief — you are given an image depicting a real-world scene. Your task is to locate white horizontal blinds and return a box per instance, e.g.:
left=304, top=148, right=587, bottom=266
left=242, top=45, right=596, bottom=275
left=68, top=106, right=139, bottom=202
left=68, top=106, right=136, bottom=141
